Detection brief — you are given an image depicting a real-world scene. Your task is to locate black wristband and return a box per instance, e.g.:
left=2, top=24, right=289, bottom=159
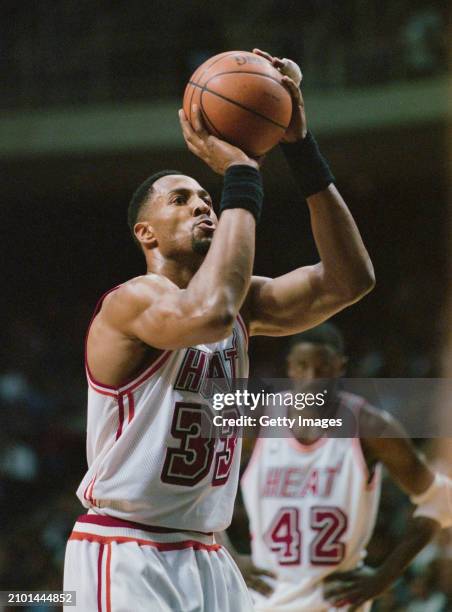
left=219, top=164, right=264, bottom=223
left=280, top=131, right=335, bottom=199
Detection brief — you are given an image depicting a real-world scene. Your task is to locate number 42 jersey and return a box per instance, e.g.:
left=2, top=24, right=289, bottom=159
left=77, top=295, right=249, bottom=534
left=241, top=394, right=382, bottom=612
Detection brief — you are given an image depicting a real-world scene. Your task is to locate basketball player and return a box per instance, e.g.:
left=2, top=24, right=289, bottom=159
left=232, top=324, right=452, bottom=611
left=63, top=50, right=377, bottom=612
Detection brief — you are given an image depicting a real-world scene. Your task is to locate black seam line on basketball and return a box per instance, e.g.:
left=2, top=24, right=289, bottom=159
left=194, top=52, right=239, bottom=87
left=188, top=81, right=288, bottom=130
left=199, top=90, right=229, bottom=141
left=189, top=54, right=236, bottom=121
left=205, top=70, right=285, bottom=89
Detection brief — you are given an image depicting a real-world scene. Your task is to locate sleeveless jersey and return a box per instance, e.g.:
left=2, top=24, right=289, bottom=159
left=241, top=392, right=382, bottom=612
left=76, top=288, right=249, bottom=533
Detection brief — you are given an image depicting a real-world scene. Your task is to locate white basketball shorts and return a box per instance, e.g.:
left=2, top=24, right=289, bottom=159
left=63, top=513, right=254, bottom=612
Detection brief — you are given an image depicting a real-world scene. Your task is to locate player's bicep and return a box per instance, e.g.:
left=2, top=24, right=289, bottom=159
left=245, top=269, right=348, bottom=336
left=103, top=279, right=228, bottom=350
left=130, top=297, right=221, bottom=349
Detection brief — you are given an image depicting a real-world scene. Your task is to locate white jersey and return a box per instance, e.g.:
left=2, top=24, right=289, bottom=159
left=241, top=392, right=381, bottom=612
left=76, top=287, right=249, bottom=533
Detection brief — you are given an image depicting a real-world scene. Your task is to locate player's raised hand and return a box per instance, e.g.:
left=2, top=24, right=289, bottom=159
left=178, top=106, right=259, bottom=175
left=323, top=566, right=391, bottom=610
left=253, top=48, right=307, bottom=142
left=234, top=554, right=276, bottom=597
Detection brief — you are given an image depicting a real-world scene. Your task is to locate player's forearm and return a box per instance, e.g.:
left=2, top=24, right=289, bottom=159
left=307, top=185, right=375, bottom=301
left=186, top=165, right=262, bottom=323
left=375, top=516, right=440, bottom=587
left=188, top=209, right=256, bottom=318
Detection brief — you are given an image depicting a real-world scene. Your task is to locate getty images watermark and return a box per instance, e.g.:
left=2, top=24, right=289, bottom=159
left=197, top=378, right=452, bottom=438
left=211, top=389, right=344, bottom=430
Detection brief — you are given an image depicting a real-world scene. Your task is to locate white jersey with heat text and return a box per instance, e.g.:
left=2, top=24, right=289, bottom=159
left=241, top=392, right=382, bottom=612
left=77, top=287, right=249, bottom=533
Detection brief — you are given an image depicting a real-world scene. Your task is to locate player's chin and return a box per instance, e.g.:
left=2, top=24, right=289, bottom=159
left=191, top=235, right=212, bottom=255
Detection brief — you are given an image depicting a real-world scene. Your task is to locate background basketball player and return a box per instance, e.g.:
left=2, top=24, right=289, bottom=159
left=63, top=51, right=377, bottom=611
left=227, top=324, right=452, bottom=611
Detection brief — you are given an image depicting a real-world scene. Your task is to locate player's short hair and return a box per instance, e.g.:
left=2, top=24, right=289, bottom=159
left=289, top=322, right=345, bottom=355
left=128, top=170, right=184, bottom=246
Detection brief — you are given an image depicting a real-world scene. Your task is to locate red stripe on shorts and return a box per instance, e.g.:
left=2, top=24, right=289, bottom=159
left=97, top=543, right=104, bottom=612
left=106, top=543, right=112, bottom=612
left=77, top=513, right=213, bottom=535
left=70, top=531, right=221, bottom=552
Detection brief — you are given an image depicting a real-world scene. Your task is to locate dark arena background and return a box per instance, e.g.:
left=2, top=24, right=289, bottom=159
left=1, top=2, right=450, bottom=611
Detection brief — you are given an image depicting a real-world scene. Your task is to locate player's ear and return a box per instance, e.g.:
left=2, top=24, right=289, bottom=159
left=134, top=221, right=158, bottom=249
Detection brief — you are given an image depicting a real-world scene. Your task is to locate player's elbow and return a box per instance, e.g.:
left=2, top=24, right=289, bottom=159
left=207, top=308, right=236, bottom=340
left=351, top=266, right=376, bottom=300
left=199, top=295, right=236, bottom=341
left=338, top=263, right=376, bottom=305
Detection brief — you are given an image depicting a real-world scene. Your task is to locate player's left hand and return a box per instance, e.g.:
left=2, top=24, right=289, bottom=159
left=252, top=48, right=307, bottom=142
left=235, top=554, right=276, bottom=597
left=323, top=566, right=390, bottom=610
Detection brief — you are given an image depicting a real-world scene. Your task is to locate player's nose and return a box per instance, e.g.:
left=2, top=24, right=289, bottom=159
left=193, top=198, right=211, bottom=217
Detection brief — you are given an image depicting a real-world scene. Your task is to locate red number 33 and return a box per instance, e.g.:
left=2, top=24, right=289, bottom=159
left=161, top=402, right=237, bottom=486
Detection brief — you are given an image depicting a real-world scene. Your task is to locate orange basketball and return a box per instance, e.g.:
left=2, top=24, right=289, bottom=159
left=183, top=51, right=292, bottom=157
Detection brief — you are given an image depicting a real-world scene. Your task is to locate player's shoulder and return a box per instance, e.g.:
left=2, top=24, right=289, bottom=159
left=354, top=398, right=404, bottom=438
left=103, top=274, right=176, bottom=313
left=337, top=390, right=398, bottom=437
left=91, top=275, right=178, bottom=337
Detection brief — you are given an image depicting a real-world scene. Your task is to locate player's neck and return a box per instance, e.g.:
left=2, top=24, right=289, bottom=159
left=145, top=252, right=202, bottom=288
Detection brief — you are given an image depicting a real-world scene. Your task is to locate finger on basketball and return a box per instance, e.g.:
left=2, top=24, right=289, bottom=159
left=179, top=109, right=196, bottom=141
left=272, top=57, right=286, bottom=71
left=281, top=76, right=302, bottom=102
left=178, top=108, right=190, bottom=130
left=252, top=48, right=274, bottom=63
left=192, top=105, right=207, bottom=136
left=185, top=141, right=200, bottom=156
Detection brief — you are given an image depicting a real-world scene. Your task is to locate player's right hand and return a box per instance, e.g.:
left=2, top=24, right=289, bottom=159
left=234, top=554, right=276, bottom=597
left=179, top=106, right=259, bottom=175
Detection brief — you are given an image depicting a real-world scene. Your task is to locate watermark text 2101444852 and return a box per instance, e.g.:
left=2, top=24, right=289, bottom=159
left=0, top=592, right=76, bottom=606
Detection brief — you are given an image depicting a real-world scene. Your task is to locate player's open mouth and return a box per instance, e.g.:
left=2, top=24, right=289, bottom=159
left=196, top=220, right=216, bottom=232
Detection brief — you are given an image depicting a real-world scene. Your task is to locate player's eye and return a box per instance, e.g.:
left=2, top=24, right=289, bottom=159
left=172, top=195, right=186, bottom=205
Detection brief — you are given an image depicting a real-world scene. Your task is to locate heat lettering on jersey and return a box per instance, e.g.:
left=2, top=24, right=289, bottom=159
left=262, top=462, right=343, bottom=498
left=174, top=330, right=238, bottom=398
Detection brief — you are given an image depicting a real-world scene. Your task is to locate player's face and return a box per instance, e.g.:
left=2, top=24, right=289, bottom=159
left=287, top=343, right=346, bottom=385
left=145, top=174, right=218, bottom=257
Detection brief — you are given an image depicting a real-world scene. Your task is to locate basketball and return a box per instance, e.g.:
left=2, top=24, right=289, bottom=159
left=183, top=51, right=293, bottom=157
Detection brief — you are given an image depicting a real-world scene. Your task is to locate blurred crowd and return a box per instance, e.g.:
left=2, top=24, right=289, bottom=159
left=1, top=274, right=451, bottom=610
left=1, top=0, right=447, bottom=109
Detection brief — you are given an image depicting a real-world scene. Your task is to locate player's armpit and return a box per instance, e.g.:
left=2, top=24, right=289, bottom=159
left=359, top=407, right=434, bottom=497
left=243, top=269, right=361, bottom=337
left=101, top=275, right=235, bottom=350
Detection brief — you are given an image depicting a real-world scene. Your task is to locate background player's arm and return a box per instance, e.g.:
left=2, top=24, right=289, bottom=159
left=244, top=184, right=375, bottom=336
left=325, top=408, right=442, bottom=609
left=102, top=112, right=261, bottom=350
left=216, top=528, right=275, bottom=596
